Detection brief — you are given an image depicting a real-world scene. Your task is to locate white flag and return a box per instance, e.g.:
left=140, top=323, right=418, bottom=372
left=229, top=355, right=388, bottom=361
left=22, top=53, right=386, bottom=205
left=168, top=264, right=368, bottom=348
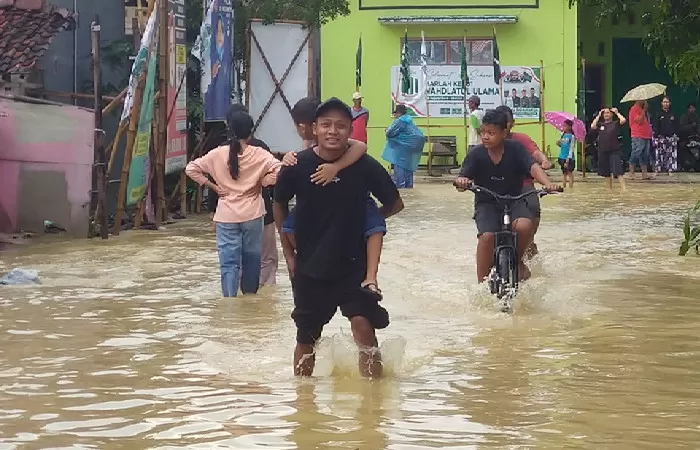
left=420, top=31, right=428, bottom=94
left=121, top=2, right=158, bottom=122
left=192, top=0, right=215, bottom=97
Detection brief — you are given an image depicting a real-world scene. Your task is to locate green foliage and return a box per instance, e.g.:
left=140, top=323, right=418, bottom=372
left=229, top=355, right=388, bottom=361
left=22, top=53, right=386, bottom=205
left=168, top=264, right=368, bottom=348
left=679, top=201, right=700, bottom=256
left=571, top=0, right=700, bottom=87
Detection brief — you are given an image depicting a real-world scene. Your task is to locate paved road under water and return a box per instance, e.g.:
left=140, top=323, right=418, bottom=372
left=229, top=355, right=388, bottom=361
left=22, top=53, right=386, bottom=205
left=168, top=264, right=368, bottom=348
left=1, top=183, right=699, bottom=449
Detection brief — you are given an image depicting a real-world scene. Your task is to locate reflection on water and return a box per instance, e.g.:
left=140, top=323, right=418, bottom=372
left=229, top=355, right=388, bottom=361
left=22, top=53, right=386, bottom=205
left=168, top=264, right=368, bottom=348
left=1, top=182, right=699, bottom=448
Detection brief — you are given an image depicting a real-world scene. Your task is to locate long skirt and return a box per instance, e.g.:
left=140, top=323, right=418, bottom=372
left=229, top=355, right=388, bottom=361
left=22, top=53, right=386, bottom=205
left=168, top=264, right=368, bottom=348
left=653, top=135, right=678, bottom=173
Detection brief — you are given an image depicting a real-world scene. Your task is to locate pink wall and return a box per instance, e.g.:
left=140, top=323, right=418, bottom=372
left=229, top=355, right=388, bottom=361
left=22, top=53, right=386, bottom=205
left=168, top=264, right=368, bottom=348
left=0, top=99, right=93, bottom=236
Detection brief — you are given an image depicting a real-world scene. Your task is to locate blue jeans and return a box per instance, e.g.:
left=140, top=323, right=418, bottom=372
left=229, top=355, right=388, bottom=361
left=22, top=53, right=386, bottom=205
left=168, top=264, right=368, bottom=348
left=630, top=138, right=652, bottom=166
left=392, top=165, right=414, bottom=188
left=216, top=218, right=264, bottom=297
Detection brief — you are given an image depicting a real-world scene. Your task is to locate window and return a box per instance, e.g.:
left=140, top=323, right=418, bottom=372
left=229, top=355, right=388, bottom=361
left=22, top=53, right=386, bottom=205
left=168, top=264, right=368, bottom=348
left=405, top=38, right=493, bottom=65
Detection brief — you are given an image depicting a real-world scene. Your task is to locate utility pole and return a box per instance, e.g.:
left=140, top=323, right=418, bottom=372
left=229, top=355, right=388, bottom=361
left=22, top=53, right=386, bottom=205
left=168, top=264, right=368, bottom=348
left=91, top=16, right=108, bottom=239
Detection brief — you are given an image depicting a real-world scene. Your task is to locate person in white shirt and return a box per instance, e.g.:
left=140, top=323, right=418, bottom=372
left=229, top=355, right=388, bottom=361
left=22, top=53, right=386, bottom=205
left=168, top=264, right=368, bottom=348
left=467, top=95, right=485, bottom=151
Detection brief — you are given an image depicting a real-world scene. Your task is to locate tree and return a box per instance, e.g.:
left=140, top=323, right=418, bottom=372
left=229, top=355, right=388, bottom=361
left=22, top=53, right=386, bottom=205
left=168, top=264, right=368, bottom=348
left=571, top=0, right=700, bottom=87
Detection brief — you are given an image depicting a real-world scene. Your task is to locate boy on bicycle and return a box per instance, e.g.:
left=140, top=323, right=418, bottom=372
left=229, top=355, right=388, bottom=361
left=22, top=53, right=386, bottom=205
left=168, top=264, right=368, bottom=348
left=454, top=110, right=558, bottom=283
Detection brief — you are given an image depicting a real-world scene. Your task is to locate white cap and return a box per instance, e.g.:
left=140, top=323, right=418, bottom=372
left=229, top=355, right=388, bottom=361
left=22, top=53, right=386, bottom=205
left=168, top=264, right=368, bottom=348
left=352, top=92, right=363, bottom=100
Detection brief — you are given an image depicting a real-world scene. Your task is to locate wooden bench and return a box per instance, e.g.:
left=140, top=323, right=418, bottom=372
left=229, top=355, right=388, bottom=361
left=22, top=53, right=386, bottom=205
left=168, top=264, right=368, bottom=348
left=419, top=136, right=459, bottom=175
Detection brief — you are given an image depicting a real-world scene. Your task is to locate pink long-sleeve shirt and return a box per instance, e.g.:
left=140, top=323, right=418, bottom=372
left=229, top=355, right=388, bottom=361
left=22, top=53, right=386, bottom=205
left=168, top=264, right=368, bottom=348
left=185, top=145, right=282, bottom=224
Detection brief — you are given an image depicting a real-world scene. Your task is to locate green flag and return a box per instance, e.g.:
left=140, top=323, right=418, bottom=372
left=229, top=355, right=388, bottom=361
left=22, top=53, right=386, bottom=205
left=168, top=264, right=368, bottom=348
left=460, top=36, right=469, bottom=89
left=400, top=29, right=411, bottom=95
left=355, top=35, right=362, bottom=90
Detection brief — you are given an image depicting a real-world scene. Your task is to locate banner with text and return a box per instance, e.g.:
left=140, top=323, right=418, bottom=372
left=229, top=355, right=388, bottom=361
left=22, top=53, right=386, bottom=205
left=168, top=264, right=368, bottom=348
left=165, top=0, right=188, bottom=174
left=126, top=24, right=159, bottom=206
left=391, top=65, right=541, bottom=120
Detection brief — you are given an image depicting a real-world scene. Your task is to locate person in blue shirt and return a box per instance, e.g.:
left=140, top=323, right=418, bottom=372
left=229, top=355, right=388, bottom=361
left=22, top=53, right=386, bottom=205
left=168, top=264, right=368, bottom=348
left=556, top=120, right=576, bottom=189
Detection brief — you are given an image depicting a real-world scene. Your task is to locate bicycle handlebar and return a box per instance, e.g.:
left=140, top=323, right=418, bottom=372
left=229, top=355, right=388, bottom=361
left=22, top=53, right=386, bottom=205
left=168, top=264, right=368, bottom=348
left=452, top=182, right=563, bottom=201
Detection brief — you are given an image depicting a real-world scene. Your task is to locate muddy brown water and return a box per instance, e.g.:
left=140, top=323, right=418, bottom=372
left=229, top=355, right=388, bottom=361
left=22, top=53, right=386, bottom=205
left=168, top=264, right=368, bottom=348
left=1, top=183, right=699, bottom=449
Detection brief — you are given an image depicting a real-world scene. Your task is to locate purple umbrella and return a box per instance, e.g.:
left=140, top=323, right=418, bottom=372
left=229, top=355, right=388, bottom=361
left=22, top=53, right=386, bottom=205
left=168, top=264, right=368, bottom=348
left=544, top=111, right=586, bottom=142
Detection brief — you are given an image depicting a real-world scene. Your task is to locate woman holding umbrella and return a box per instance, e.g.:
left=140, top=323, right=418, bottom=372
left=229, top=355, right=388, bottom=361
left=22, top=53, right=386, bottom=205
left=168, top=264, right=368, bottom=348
left=544, top=111, right=586, bottom=189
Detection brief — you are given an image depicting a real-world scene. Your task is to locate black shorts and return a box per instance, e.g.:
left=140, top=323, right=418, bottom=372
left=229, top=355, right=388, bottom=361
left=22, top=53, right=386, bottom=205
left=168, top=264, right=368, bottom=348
left=598, top=150, right=623, bottom=178
left=521, top=184, right=541, bottom=219
left=558, top=158, right=575, bottom=173
left=291, top=274, right=390, bottom=345
left=473, top=199, right=535, bottom=237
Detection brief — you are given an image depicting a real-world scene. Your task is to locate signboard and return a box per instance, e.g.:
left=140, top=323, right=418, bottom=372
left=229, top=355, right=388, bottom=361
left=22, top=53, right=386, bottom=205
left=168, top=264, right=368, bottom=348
left=165, top=0, right=188, bottom=174
left=126, top=22, right=159, bottom=206
left=196, top=0, right=233, bottom=122
left=391, top=65, right=541, bottom=120
left=360, top=0, right=537, bottom=9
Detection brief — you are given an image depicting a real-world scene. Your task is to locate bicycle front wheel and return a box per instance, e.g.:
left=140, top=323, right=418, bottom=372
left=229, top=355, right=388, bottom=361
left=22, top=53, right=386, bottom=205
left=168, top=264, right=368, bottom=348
left=495, top=247, right=518, bottom=300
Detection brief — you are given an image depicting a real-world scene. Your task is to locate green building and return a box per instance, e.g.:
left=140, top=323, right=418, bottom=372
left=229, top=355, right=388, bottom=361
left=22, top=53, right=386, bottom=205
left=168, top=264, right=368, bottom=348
left=320, top=0, right=695, bottom=164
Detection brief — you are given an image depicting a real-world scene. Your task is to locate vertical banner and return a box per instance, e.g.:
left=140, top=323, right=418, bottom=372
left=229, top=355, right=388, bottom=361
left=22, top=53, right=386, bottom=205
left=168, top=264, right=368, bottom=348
left=165, top=0, right=188, bottom=174
left=126, top=14, right=159, bottom=206
left=121, top=5, right=158, bottom=122
left=200, top=0, right=233, bottom=122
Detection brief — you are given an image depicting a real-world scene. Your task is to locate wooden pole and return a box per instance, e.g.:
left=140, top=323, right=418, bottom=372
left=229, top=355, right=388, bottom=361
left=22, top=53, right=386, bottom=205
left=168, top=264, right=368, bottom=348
left=102, top=88, right=127, bottom=115
left=106, top=121, right=127, bottom=173
left=426, top=103, right=433, bottom=176
left=113, top=76, right=144, bottom=235
left=91, top=17, right=107, bottom=239
left=155, top=0, right=168, bottom=226
left=540, top=59, right=546, bottom=159
left=581, top=57, right=587, bottom=178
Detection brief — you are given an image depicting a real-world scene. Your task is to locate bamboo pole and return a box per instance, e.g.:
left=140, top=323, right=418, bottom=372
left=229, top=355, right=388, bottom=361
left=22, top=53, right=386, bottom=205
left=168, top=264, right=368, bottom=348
left=102, top=88, right=127, bottom=115
left=540, top=59, right=546, bottom=159
left=113, top=76, right=145, bottom=235
left=91, top=16, right=108, bottom=239
left=106, top=121, right=127, bottom=173
left=580, top=57, right=587, bottom=178
left=155, top=0, right=168, bottom=226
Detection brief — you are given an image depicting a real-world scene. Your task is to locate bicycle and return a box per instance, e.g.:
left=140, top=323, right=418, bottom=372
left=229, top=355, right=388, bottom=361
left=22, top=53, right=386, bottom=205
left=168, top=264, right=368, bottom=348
left=454, top=182, right=562, bottom=312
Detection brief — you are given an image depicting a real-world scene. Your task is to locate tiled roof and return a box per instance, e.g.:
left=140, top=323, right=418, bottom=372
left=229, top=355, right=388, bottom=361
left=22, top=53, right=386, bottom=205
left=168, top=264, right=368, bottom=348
left=0, top=0, right=76, bottom=75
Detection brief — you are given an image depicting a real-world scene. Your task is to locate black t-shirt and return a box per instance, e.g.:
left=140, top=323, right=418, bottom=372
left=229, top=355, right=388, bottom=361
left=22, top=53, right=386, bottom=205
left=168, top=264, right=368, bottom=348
left=207, top=137, right=274, bottom=225
left=458, top=141, right=536, bottom=204
left=654, top=110, right=677, bottom=137
left=596, top=121, right=621, bottom=152
left=274, top=148, right=399, bottom=281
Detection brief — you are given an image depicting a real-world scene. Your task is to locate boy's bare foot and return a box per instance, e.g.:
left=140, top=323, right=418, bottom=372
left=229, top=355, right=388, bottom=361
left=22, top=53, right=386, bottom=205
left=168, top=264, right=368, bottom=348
left=518, top=264, right=531, bottom=282
left=360, top=280, right=383, bottom=301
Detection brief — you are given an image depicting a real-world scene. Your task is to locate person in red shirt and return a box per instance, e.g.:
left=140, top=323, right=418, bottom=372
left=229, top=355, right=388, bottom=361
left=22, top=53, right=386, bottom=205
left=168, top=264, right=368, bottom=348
left=495, top=106, right=552, bottom=258
left=350, top=92, right=369, bottom=143
left=628, top=100, right=653, bottom=180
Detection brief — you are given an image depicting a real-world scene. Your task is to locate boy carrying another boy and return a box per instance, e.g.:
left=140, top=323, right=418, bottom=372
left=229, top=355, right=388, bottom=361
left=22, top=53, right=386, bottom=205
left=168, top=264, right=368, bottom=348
left=280, top=97, right=388, bottom=301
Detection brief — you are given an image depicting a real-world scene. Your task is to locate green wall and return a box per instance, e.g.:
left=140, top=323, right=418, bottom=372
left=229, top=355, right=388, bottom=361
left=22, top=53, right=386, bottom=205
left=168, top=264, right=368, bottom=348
left=320, top=0, right=579, bottom=163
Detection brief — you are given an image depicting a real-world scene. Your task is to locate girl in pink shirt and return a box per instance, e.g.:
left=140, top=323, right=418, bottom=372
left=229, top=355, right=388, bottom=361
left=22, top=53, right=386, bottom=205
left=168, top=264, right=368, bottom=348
left=186, top=109, right=282, bottom=297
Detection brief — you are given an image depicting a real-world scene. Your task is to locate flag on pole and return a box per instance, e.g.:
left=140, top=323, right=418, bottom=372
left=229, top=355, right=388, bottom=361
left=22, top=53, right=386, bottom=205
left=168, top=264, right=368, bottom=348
left=460, top=35, right=469, bottom=89
left=492, top=26, right=501, bottom=85
left=355, top=35, right=362, bottom=90
left=192, top=0, right=215, bottom=98
left=400, top=29, right=411, bottom=95
left=420, top=30, right=428, bottom=93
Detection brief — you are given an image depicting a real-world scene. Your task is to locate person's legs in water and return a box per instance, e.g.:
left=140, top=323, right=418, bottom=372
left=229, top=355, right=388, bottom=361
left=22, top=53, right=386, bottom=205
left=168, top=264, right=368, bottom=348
left=216, top=222, right=243, bottom=297
left=239, top=217, right=264, bottom=294
left=512, top=217, right=535, bottom=281
left=521, top=184, right=541, bottom=259
left=611, top=151, right=627, bottom=190
left=260, top=222, right=278, bottom=286
left=628, top=138, right=641, bottom=179
left=474, top=203, right=501, bottom=281
left=361, top=198, right=387, bottom=299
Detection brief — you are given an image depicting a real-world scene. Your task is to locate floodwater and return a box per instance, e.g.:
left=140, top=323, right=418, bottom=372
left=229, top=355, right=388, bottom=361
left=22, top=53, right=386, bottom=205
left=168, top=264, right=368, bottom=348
left=1, top=182, right=699, bottom=449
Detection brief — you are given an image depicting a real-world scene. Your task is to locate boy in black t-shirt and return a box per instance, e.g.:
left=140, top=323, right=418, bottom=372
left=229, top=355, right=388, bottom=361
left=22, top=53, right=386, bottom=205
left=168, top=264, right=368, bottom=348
left=280, top=97, right=387, bottom=301
left=273, top=98, right=403, bottom=378
left=455, top=110, right=557, bottom=283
